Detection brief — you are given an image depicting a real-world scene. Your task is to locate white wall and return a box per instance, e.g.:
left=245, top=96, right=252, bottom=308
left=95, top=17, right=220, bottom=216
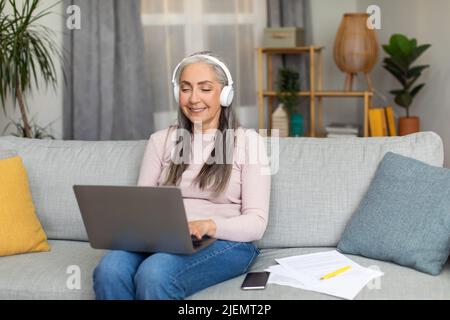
left=309, top=0, right=362, bottom=128
left=356, top=0, right=450, bottom=167
left=0, top=1, right=64, bottom=139
left=310, top=0, right=450, bottom=167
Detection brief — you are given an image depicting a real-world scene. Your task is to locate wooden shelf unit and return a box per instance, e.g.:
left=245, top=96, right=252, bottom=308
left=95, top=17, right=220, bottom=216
left=256, top=46, right=373, bottom=137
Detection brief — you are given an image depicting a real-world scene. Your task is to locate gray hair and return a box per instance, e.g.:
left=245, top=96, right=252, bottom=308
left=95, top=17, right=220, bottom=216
left=174, top=51, right=229, bottom=89
left=162, top=51, right=240, bottom=195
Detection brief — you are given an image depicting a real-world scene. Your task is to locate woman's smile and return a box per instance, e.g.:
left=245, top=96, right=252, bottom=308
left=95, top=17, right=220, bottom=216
left=188, top=106, right=207, bottom=113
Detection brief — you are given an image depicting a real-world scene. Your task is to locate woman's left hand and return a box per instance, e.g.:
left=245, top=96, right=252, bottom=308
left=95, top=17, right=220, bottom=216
left=188, top=219, right=216, bottom=239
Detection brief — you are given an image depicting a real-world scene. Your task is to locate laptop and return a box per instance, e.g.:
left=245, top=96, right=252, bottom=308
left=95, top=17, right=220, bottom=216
left=73, top=185, right=216, bottom=255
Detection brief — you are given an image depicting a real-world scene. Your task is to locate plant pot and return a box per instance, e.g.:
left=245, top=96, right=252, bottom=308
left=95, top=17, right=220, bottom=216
left=398, top=116, right=420, bottom=136
left=290, top=113, right=304, bottom=137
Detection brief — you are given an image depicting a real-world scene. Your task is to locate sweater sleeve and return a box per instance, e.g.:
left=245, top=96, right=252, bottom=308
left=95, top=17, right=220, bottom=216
left=212, top=131, right=271, bottom=242
left=137, top=134, right=164, bottom=187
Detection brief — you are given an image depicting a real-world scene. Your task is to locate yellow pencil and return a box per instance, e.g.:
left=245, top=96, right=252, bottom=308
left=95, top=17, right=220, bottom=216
left=320, top=265, right=352, bottom=280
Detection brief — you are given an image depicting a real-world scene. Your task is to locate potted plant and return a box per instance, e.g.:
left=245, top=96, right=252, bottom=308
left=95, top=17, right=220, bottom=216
left=276, top=68, right=304, bottom=137
left=0, top=0, right=62, bottom=138
left=2, top=115, right=55, bottom=139
left=382, top=33, right=431, bottom=136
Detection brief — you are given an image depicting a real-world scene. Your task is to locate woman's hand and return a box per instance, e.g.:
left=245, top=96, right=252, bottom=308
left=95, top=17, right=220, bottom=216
left=188, top=219, right=216, bottom=239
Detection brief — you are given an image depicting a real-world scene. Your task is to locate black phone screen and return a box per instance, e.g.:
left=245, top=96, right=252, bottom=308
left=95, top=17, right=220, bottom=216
left=240, top=271, right=270, bottom=290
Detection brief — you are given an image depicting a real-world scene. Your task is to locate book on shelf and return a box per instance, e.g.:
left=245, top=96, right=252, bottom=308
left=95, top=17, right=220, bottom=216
left=325, top=122, right=360, bottom=135
left=369, top=108, right=386, bottom=136
left=326, top=133, right=358, bottom=138
left=385, top=106, right=397, bottom=136
left=369, top=106, right=397, bottom=137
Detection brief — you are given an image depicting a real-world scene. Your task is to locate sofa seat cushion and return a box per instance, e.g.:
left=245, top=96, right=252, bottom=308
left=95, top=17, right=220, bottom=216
left=0, top=240, right=106, bottom=299
left=189, top=247, right=450, bottom=300
left=1, top=243, right=448, bottom=300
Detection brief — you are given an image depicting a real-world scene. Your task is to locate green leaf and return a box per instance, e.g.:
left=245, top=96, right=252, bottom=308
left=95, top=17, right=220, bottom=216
left=410, top=83, right=425, bottom=98
left=382, top=44, right=396, bottom=56
left=276, top=68, right=300, bottom=115
left=384, top=57, right=407, bottom=76
left=389, top=89, right=405, bottom=96
left=393, top=34, right=414, bottom=56
left=405, top=74, right=421, bottom=90
left=388, top=55, right=409, bottom=73
left=407, top=65, right=429, bottom=78
left=387, top=34, right=406, bottom=58
left=409, top=44, right=431, bottom=64
left=383, top=63, right=407, bottom=86
left=394, top=93, right=412, bottom=108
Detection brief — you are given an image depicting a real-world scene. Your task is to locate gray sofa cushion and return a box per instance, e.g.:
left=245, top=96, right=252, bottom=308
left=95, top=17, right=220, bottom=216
left=0, top=240, right=107, bottom=300
left=1, top=242, right=448, bottom=300
left=189, top=247, right=450, bottom=300
left=258, top=132, right=444, bottom=248
left=0, top=136, right=147, bottom=241
left=338, top=152, right=450, bottom=275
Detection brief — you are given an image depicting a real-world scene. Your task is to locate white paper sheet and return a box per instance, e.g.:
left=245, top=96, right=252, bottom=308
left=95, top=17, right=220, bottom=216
left=265, top=250, right=384, bottom=300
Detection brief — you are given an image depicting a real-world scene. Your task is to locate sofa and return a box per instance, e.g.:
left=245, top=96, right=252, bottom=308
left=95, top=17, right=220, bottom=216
left=0, top=131, right=449, bottom=300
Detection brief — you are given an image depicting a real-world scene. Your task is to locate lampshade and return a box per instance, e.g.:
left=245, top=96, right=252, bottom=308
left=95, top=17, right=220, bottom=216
left=333, top=13, right=379, bottom=74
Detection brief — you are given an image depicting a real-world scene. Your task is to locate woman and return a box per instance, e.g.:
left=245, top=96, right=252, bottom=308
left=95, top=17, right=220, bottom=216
left=93, top=51, right=271, bottom=300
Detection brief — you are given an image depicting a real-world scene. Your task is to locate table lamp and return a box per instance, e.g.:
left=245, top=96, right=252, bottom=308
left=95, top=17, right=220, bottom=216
left=333, top=13, right=379, bottom=91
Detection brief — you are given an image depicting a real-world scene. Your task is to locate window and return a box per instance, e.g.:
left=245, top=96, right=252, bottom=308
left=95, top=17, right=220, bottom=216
left=141, top=0, right=267, bottom=128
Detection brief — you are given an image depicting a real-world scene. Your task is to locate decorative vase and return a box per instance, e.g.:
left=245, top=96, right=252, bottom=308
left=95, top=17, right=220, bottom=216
left=398, top=116, right=420, bottom=136
left=290, top=112, right=304, bottom=137
left=333, top=13, right=379, bottom=91
left=271, top=104, right=289, bottom=137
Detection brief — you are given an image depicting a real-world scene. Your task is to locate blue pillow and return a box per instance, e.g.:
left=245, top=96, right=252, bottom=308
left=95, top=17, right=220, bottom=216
left=338, top=152, right=450, bottom=275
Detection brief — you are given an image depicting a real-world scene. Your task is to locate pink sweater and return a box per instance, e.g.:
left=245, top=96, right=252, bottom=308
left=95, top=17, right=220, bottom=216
left=137, top=127, right=271, bottom=242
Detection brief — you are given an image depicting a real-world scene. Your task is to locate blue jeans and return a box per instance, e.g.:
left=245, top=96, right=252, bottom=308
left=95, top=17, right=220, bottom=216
left=93, top=240, right=260, bottom=300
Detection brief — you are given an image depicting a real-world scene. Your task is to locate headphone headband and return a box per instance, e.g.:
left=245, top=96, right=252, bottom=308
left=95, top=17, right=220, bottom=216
left=171, top=54, right=234, bottom=87
left=171, top=53, right=235, bottom=107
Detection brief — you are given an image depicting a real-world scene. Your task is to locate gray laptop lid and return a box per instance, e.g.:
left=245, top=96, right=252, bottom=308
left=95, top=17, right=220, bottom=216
left=73, top=185, right=216, bottom=254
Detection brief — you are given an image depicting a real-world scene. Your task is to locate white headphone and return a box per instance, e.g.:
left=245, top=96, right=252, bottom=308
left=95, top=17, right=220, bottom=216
left=171, top=54, right=234, bottom=107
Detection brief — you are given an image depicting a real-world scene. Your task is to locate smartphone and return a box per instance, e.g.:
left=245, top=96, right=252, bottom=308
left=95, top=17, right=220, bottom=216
left=241, top=272, right=270, bottom=290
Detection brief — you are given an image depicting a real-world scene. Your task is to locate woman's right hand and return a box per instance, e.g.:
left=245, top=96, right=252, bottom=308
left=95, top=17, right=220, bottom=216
left=188, top=219, right=216, bottom=239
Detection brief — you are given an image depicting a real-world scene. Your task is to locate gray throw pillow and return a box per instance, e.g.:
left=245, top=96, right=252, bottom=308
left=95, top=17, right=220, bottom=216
left=338, top=151, right=450, bottom=275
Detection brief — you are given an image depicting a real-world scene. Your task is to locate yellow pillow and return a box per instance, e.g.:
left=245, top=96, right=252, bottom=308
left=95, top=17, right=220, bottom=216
left=0, top=155, right=50, bottom=256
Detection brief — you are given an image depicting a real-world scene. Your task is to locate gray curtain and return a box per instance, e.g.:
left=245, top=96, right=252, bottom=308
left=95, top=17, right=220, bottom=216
left=267, top=0, right=312, bottom=131
left=63, top=0, right=154, bottom=140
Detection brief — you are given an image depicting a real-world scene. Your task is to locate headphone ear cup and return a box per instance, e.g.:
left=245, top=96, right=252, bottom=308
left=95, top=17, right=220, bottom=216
left=220, top=86, right=234, bottom=107
left=173, top=84, right=179, bottom=104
